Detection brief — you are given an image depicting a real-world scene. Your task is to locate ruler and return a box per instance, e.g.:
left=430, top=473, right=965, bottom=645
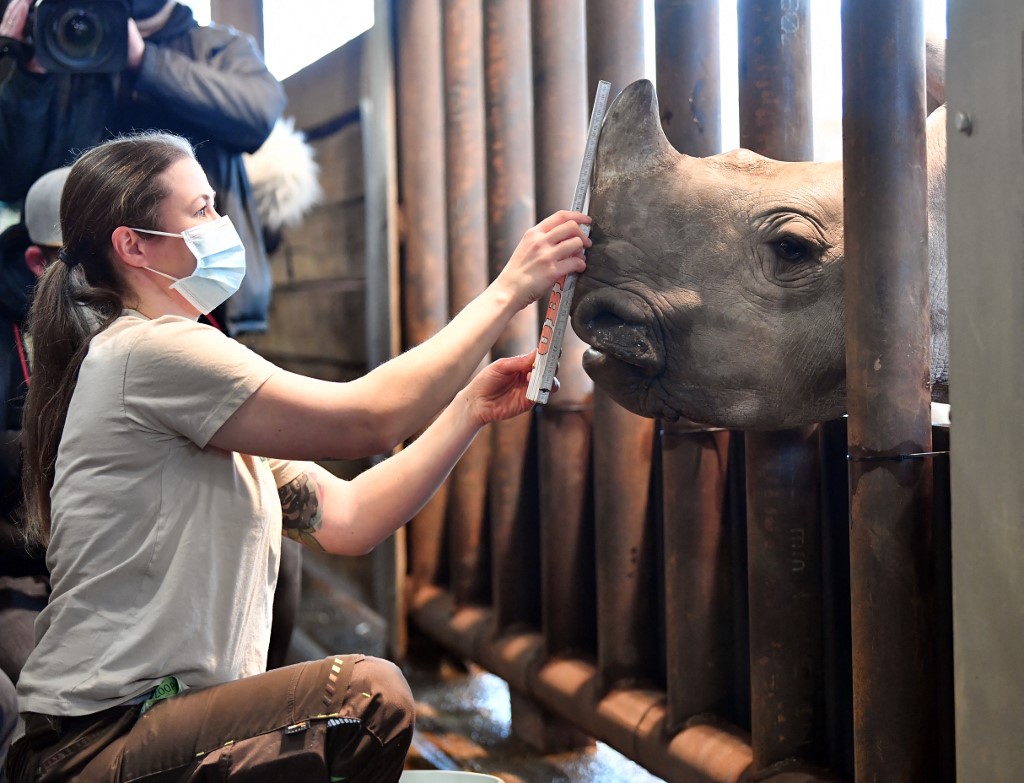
left=526, top=79, right=611, bottom=404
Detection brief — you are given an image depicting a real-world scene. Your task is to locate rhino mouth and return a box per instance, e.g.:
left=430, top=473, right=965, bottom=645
left=572, top=288, right=664, bottom=375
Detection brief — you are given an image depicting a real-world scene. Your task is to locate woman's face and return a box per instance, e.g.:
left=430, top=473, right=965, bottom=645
left=148, top=156, right=221, bottom=279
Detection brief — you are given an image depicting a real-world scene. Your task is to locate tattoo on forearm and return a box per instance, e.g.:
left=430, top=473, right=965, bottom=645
left=280, top=471, right=326, bottom=551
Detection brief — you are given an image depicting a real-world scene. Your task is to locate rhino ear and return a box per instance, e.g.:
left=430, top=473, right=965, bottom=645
left=595, top=79, right=678, bottom=185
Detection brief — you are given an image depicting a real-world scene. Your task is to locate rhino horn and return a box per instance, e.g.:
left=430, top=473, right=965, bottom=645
left=595, top=79, right=679, bottom=187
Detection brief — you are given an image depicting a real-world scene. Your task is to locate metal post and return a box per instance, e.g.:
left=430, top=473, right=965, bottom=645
left=654, top=0, right=721, bottom=155
left=443, top=0, right=492, bottom=608
left=654, top=0, right=736, bottom=733
left=585, top=0, right=658, bottom=694
left=396, top=0, right=450, bottom=588
left=736, top=0, right=826, bottom=772
left=484, top=0, right=540, bottom=631
left=532, top=0, right=594, bottom=658
left=842, top=2, right=937, bottom=780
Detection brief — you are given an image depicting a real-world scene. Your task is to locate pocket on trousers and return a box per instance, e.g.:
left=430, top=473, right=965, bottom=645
left=192, top=721, right=329, bottom=782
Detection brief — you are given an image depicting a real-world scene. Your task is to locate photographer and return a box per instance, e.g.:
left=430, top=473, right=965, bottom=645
left=0, top=166, right=67, bottom=782
left=0, top=0, right=286, bottom=336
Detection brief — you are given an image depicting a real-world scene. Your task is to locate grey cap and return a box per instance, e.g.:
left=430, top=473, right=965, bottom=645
left=24, top=167, right=71, bottom=248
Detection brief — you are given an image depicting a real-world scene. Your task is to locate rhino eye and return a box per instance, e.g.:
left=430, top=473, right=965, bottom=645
left=774, top=237, right=811, bottom=262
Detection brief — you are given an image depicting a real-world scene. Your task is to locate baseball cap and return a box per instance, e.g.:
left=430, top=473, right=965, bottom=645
left=24, top=167, right=70, bottom=248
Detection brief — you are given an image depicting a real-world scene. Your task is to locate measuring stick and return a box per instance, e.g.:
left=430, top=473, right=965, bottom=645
left=526, top=79, right=611, bottom=404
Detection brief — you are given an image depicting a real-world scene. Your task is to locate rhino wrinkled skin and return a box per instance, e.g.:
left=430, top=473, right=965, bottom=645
left=570, top=79, right=948, bottom=430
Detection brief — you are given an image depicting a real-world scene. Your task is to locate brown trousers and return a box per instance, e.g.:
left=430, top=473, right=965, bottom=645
left=5, top=654, right=414, bottom=783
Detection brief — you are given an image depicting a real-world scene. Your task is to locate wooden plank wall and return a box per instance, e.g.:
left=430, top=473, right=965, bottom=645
left=240, top=34, right=370, bottom=473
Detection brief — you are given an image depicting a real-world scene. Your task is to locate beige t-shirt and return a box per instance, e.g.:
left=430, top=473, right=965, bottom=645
left=17, top=312, right=311, bottom=717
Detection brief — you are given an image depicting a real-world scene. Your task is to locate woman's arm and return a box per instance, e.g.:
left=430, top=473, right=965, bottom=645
left=209, top=211, right=589, bottom=460
left=276, top=353, right=537, bottom=555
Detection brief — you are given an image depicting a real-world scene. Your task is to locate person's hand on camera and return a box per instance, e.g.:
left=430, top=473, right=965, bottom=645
left=1, top=0, right=44, bottom=73
left=126, top=18, right=145, bottom=71
left=494, top=210, right=591, bottom=312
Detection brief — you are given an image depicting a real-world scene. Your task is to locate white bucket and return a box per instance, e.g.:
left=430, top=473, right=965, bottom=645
left=400, top=772, right=503, bottom=783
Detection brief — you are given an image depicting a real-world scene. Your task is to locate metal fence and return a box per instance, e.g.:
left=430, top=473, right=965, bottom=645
left=391, top=1, right=953, bottom=781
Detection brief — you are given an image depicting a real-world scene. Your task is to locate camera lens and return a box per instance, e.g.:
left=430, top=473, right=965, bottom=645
left=54, top=9, right=103, bottom=60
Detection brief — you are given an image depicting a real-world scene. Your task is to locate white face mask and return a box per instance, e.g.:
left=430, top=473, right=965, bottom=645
left=131, top=216, right=246, bottom=314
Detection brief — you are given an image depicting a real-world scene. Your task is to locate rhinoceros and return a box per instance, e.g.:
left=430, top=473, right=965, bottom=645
left=570, top=68, right=948, bottom=430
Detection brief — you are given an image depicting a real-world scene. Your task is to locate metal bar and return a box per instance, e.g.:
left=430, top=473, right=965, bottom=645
left=841, top=2, right=937, bottom=780
left=652, top=0, right=734, bottom=735
left=531, top=0, right=594, bottom=657
left=484, top=0, right=539, bottom=630
left=661, top=424, right=734, bottom=730
left=396, top=0, right=450, bottom=589
left=443, top=0, right=491, bottom=607
left=593, top=391, right=658, bottom=692
left=362, top=0, right=405, bottom=659
left=735, top=0, right=825, bottom=772
left=744, top=428, right=827, bottom=770
left=585, top=0, right=659, bottom=696
left=654, top=0, right=721, bottom=155
left=586, top=0, right=646, bottom=99
left=737, top=0, right=812, bottom=160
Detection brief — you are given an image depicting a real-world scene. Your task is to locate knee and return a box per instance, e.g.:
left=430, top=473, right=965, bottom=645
left=347, top=656, right=414, bottom=747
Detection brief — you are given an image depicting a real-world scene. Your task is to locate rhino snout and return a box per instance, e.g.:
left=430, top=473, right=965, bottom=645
left=572, top=289, right=664, bottom=375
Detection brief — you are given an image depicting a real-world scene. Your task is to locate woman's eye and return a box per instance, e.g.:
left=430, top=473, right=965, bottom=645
left=774, top=237, right=810, bottom=262
left=196, top=207, right=207, bottom=218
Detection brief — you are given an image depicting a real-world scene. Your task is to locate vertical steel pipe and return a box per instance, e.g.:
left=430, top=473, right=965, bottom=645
left=532, top=0, right=595, bottom=657
left=744, top=427, right=826, bottom=769
left=444, top=0, right=492, bottom=607
left=661, top=423, right=734, bottom=729
left=484, top=0, right=540, bottom=631
left=396, top=0, right=450, bottom=588
left=654, top=0, right=721, bottom=156
left=653, top=0, right=735, bottom=732
left=737, top=0, right=825, bottom=772
left=737, top=0, right=812, bottom=160
left=586, top=0, right=658, bottom=694
left=841, top=2, right=936, bottom=780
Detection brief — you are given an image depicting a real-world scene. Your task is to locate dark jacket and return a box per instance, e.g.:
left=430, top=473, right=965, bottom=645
left=0, top=5, right=287, bottom=334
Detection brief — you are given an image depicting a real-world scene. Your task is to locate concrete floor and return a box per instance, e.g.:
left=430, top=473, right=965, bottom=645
left=291, top=557, right=667, bottom=783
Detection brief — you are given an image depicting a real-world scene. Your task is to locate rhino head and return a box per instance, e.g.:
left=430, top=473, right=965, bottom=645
left=570, top=80, right=948, bottom=430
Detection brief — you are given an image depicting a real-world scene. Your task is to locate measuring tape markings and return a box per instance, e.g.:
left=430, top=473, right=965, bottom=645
left=527, top=79, right=612, bottom=404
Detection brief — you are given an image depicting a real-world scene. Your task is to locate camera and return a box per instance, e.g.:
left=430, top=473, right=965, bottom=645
left=0, top=0, right=129, bottom=74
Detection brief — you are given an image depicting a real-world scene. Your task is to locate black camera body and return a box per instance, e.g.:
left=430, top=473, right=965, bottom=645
left=1, top=0, right=129, bottom=74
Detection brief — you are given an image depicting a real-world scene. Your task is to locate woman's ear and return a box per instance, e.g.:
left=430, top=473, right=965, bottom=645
left=110, top=226, right=150, bottom=269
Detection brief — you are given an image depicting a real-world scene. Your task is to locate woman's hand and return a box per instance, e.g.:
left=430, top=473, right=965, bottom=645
left=494, top=210, right=591, bottom=311
left=463, top=352, right=548, bottom=425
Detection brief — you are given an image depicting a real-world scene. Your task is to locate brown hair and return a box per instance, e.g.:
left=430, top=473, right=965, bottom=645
left=21, top=131, right=195, bottom=545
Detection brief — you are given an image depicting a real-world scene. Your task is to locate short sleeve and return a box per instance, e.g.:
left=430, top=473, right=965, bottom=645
left=266, top=458, right=317, bottom=489
left=123, top=316, right=278, bottom=447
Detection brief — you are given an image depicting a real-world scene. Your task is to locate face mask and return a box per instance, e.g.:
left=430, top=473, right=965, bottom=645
left=131, top=216, right=246, bottom=315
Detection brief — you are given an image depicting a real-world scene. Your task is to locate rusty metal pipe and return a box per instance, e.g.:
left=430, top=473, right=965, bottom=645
left=585, top=0, right=659, bottom=696
left=841, top=2, right=937, bottom=780
left=661, top=424, right=734, bottom=730
left=744, top=428, right=827, bottom=769
left=443, top=0, right=492, bottom=607
left=737, top=0, right=812, bottom=160
left=531, top=0, right=594, bottom=657
left=410, top=585, right=846, bottom=783
left=654, top=0, right=721, bottom=156
left=483, top=0, right=540, bottom=631
left=396, top=0, right=449, bottom=588
left=736, top=0, right=825, bottom=771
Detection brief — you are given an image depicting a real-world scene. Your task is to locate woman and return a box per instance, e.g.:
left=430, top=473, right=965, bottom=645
left=5, top=132, right=590, bottom=783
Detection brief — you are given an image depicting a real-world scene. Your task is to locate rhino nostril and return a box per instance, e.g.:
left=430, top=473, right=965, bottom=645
left=585, top=310, right=662, bottom=374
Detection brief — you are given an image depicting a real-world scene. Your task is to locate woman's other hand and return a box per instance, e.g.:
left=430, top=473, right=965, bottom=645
left=495, top=210, right=591, bottom=311
left=463, top=352, right=544, bottom=425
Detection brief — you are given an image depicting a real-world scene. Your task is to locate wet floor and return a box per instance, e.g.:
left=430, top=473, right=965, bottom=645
left=293, top=557, right=667, bottom=783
